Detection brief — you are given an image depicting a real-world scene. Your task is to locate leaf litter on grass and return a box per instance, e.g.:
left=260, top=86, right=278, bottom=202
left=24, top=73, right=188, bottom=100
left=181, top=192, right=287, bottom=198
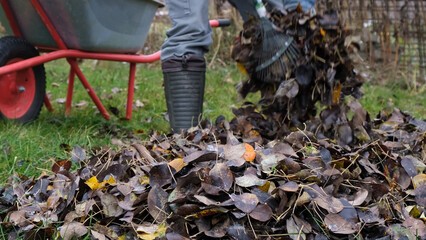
left=0, top=107, right=424, bottom=239
left=0, top=6, right=425, bottom=240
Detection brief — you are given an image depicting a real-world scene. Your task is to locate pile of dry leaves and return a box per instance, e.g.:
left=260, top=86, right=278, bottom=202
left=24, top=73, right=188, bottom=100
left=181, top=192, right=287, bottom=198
left=0, top=6, right=425, bottom=240
left=0, top=105, right=424, bottom=239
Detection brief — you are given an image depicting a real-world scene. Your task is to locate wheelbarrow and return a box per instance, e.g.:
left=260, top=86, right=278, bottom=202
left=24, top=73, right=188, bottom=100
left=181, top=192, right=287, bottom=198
left=0, top=0, right=230, bottom=123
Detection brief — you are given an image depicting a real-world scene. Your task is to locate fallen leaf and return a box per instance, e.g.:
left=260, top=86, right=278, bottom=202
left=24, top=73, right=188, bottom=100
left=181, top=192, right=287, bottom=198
left=249, top=204, right=273, bottom=222
left=85, top=176, right=116, bottom=190
left=148, top=186, right=169, bottom=223
left=324, top=213, right=357, bottom=234
left=137, top=223, right=167, bottom=240
left=60, top=222, right=88, bottom=240
left=286, top=216, right=306, bottom=240
left=56, top=98, right=66, bottom=104
left=149, top=163, right=173, bottom=187
left=168, top=158, right=187, bottom=172
left=235, top=172, right=267, bottom=188
left=231, top=193, right=259, bottom=213
left=71, top=146, right=86, bottom=162
left=91, top=230, right=106, bottom=240
left=243, top=143, right=256, bottom=162
left=98, top=192, right=123, bottom=217
left=209, top=163, right=234, bottom=191
left=52, top=160, right=72, bottom=173
left=412, top=174, right=426, bottom=188
left=75, top=100, right=89, bottom=108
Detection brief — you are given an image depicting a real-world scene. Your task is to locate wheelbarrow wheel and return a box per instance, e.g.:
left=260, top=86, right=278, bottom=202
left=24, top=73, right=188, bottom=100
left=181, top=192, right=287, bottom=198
left=0, top=36, right=46, bottom=123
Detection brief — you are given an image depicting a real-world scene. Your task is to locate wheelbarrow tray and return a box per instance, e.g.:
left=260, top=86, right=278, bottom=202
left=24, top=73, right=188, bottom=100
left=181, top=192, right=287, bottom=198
left=0, top=0, right=163, bottom=53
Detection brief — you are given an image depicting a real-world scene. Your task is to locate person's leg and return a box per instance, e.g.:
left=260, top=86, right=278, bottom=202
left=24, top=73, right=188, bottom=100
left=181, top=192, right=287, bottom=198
left=161, top=0, right=212, bottom=133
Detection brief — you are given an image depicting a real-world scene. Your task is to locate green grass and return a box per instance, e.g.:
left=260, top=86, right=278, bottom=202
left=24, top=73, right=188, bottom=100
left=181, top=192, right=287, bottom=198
left=0, top=60, right=424, bottom=182
left=361, top=83, right=425, bottom=119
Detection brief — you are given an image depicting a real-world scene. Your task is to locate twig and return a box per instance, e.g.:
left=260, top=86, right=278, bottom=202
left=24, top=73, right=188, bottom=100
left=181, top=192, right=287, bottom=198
left=247, top=215, right=258, bottom=239
left=208, top=28, right=223, bottom=70
left=132, top=144, right=156, bottom=164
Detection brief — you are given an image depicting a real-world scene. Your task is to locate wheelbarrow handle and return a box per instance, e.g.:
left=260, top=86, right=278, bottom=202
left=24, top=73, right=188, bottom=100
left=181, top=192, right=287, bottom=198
left=209, top=19, right=231, bottom=28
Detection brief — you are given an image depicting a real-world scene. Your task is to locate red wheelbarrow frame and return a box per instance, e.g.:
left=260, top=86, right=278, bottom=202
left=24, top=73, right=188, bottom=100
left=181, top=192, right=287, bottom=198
left=0, top=0, right=228, bottom=120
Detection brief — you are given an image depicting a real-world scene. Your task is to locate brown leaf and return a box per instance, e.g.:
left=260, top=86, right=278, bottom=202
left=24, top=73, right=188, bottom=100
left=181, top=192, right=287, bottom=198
left=9, top=210, right=27, bottom=227
left=222, top=143, right=246, bottom=161
left=93, top=224, right=119, bottom=240
left=402, top=216, right=426, bottom=238
left=71, top=146, right=86, bottom=162
left=227, top=224, right=255, bottom=240
left=91, top=230, right=106, bottom=240
left=293, top=216, right=312, bottom=234
left=148, top=186, right=170, bottom=223
left=183, top=151, right=217, bottom=164
left=357, top=206, right=384, bottom=224
left=278, top=181, right=299, bottom=193
left=193, top=195, right=218, bottom=206
left=235, top=172, right=267, bottom=188
left=249, top=204, right=273, bottom=222
left=60, top=222, right=88, bottom=240
left=324, top=213, right=357, bottom=234
left=346, top=189, right=368, bottom=206
left=149, top=163, right=173, bottom=188
left=313, top=193, right=344, bottom=214
left=52, top=160, right=72, bottom=173
left=231, top=193, right=259, bottom=213
left=415, top=185, right=426, bottom=207
left=204, top=216, right=230, bottom=238
left=98, top=192, right=123, bottom=217
left=176, top=204, right=201, bottom=217
left=286, top=216, right=306, bottom=240
left=209, top=163, right=234, bottom=191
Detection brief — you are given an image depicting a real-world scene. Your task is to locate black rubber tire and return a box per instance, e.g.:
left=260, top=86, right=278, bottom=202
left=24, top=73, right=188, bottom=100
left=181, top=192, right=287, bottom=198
left=0, top=36, right=46, bottom=123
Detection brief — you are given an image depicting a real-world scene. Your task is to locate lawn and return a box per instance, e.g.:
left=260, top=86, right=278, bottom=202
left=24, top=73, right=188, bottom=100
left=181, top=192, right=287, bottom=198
left=0, top=60, right=424, bottom=182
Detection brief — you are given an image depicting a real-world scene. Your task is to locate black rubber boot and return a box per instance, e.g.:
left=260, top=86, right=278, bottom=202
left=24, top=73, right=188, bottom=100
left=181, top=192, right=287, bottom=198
left=162, top=54, right=206, bottom=133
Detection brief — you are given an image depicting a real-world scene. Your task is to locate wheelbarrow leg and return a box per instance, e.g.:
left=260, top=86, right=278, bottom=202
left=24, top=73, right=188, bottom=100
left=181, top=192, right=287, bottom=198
left=126, top=63, right=136, bottom=120
left=44, top=94, right=54, bottom=112
left=65, top=68, right=75, bottom=115
left=67, top=58, right=110, bottom=120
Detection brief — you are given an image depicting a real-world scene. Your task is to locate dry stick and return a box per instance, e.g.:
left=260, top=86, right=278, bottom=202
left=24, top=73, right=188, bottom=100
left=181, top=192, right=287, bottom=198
left=132, top=144, right=156, bottom=164
left=208, top=28, right=223, bottom=70
left=296, top=225, right=305, bottom=240
left=247, top=215, right=258, bottom=239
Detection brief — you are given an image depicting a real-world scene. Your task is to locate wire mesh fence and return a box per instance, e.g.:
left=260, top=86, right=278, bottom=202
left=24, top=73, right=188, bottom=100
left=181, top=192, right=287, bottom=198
left=316, top=0, right=425, bottom=84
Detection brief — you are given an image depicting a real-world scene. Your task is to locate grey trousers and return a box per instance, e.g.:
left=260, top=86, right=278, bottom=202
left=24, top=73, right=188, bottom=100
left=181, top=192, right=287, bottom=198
left=161, top=0, right=213, bottom=61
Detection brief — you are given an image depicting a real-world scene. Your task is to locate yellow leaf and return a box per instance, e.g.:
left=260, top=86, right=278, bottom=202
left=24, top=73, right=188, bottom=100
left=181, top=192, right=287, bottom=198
left=237, top=62, right=247, bottom=75
left=332, top=83, right=342, bottom=105
left=412, top=174, right=426, bottom=189
left=140, top=175, right=150, bottom=185
left=258, top=181, right=271, bottom=193
left=185, top=209, right=220, bottom=220
left=242, top=143, right=256, bottom=162
left=168, top=158, right=187, bottom=172
left=85, top=176, right=116, bottom=190
left=137, top=223, right=167, bottom=240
